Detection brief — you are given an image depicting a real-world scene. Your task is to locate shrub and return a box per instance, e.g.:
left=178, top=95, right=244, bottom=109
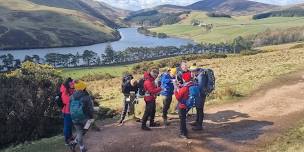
left=0, top=62, right=63, bottom=148
left=289, top=43, right=304, bottom=49
left=80, top=73, right=115, bottom=82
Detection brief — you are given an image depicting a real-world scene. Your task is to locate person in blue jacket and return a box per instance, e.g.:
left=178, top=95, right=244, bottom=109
left=190, top=65, right=208, bottom=131
left=160, top=68, right=177, bottom=126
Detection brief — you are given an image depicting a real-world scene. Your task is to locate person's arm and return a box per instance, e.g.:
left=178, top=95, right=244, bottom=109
left=174, top=87, right=186, bottom=101
left=83, top=95, right=94, bottom=119
left=146, top=81, right=161, bottom=95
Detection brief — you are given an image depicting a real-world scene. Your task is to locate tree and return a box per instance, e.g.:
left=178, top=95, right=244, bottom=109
left=45, top=53, right=59, bottom=67
left=82, top=50, right=97, bottom=66
left=32, top=55, right=41, bottom=63
left=102, top=44, right=115, bottom=64
left=2, top=54, right=14, bottom=71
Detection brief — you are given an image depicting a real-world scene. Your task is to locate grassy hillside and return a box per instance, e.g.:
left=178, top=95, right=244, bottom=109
left=186, top=0, right=277, bottom=15
left=0, top=0, right=120, bottom=49
left=28, top=0, right=129, bottom=27
left=151, top=11, right=304, bottom=43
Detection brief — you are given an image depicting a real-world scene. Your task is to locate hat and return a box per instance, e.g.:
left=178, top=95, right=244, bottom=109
left=170, top=68, right=177, bottom=76
left=189, top=65, right=198, bottom=71
left=182, top=72, right=192, bottom=82
left=74, top=80, right=87, bottom=91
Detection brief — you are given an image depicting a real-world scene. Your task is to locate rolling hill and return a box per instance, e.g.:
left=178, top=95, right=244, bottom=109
left=186, top=0, right=278, bottom=15
left=0, top=0, right=121, bottom=50
left=27, top=0, right=130, bottom=28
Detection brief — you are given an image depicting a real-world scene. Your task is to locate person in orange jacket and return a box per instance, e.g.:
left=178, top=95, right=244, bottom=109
left=142, top=68, right=162, bottom=131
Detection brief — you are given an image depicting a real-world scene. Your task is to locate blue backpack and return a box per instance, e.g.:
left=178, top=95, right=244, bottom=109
left=70, top=98, right=86, bottom=123
left=183, top=84, right=201, bottom=109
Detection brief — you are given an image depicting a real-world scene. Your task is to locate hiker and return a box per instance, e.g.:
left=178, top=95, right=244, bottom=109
left=160, top=68, right=177, bottom=126
left=70, top=80, right=94, bottom=152
left=177, top=62, right=190, bottom=86
left=60, top=78, right=75, bottom=146
left=142, top=68, right=162, bottom=131
left=190, top=64, right=215, bottom=131
left=119, top=78, right=139, bottom=124
left=174, top=72, right=193, bottom=139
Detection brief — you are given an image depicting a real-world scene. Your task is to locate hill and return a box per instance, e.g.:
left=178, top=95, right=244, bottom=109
left=0, top=0, right=121, bottom=50
left=186, top=0, right=277, bottom=15
left=27, top=0, right=130, bottom=28
left=151, top=11, right=304, bottom=43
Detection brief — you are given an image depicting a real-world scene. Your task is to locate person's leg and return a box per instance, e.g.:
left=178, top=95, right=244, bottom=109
left=179, top=108, right=188, bottom=138
left=193, top=95, right=206, bottom=130
left=74, top=123, right=86, bottom=152
left=120, top=95, right=129, bottom=123
left=142, top=102, right=151, bottom=130
left=150, top=101, right=157, bottom=126
left=162, top=95, right=172, bottom=121
left=63, top=113, right=73, bottom=144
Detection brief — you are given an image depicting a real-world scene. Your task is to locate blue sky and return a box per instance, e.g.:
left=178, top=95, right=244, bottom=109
left=98, top=0, right=304, bottom=10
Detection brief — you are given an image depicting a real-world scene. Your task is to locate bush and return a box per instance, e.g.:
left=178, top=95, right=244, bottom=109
left=0, top=62, right=62, bottom=148
left=240, top=50, right=262, bottom=56
left=289, top=43, right=304, bottom=49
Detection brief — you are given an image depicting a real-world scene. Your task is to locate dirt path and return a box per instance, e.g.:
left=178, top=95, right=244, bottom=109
left=84, top=71, right=304, bottom=152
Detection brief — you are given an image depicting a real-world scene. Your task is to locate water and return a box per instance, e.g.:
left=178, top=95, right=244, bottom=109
left=0, top=28, right=194, bottom=60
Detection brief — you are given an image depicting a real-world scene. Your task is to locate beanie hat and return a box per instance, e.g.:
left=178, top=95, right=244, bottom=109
left=170, top=68, right=177, bottom=76
left=182, top=72, right=192, bottom=82
left=74, top=80, right=87, bottom=91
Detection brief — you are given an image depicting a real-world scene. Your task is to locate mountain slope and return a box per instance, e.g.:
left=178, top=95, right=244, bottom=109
left=27, top=0, right=130, bottom=27
left=186, top=0, right=278, bottom=15
left=0, top=0, right=120, bottom=50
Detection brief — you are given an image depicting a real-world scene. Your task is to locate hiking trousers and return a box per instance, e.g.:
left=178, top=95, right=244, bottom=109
left=162, top=95, right=173, bottom=120
left=63, top=113, right=73, bottom=144
left=195, top=94, right=207, bottom=127
left=120, top=94, right=135, bottom=121
left=179, top=108, right=188, bottom=136
left=142, top=101, right=156, bottom=127
left=74, top=123, right=85, bottom=149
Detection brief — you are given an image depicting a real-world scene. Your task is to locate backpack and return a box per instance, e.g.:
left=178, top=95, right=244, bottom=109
left=70, top=98, right=86, bottom=123
left=182, top=84, right=201, bottom=110
left=205, top=69, right=215, bottom=95
left=121, top=74, right=133, bottom=93
left=137, top=78, right=145, bottom=96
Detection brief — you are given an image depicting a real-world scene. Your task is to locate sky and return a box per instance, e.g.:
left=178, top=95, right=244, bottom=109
left=98, top=0, right=304, bottom=10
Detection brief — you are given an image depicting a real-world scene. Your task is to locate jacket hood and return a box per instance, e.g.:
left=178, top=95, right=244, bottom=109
left=144, top=72, right=155, bottom=81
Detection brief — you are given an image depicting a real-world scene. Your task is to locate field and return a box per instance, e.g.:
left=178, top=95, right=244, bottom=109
left=61, top=65, right=131, bottom=79
left=151, top=11, right=304, bottom=43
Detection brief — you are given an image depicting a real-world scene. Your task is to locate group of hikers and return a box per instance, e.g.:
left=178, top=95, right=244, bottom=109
left=57, top=61, right=215, bottom=152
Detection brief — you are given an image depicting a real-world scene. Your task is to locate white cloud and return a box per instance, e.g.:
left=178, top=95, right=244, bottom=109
left=97, top=0, right=304, bottom=10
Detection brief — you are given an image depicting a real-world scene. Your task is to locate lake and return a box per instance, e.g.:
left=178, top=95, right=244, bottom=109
left=0, top=28, right=194, bottom=60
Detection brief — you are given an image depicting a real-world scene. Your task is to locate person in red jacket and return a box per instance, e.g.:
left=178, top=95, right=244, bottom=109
left=142, top=68, right=162, bottom=131
left=60, top=78, right=75, bottom=146
left=174, top=72, right=192, bottom=139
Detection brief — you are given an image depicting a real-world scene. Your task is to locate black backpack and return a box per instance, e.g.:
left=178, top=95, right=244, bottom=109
left=121, top=74, right=134, bottom=93
left=137, top=78, right=145, bottom=96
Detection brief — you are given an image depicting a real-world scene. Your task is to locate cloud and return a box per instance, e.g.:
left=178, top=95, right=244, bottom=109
left=97, top=0, right=304, bottom=10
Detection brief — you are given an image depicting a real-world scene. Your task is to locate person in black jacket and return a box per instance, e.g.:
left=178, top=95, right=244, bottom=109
left=119, top=79, right=139, bottom=124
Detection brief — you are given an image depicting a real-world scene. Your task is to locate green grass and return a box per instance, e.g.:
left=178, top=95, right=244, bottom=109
left=151, top=11, right=304, bottom=43
left=61, top=65, right=131, bottom=79
left=262, top=121, right=304, bottom=152
left=1, top=136, right=65, bottom=152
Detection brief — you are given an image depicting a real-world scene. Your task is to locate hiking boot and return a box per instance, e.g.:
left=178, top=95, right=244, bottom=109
left=179, top=134, right=188, bottom=139
left=68, top=141, right=77, bottom=152
left=192, top=126, right=203, bottom=131
left=190, top=121, right=198, bottom=126
left=80, top=147, right=87, bottom=152
left=150, top=122, right=160, bottom=127
left=141, top=126, right=151, bottom=131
